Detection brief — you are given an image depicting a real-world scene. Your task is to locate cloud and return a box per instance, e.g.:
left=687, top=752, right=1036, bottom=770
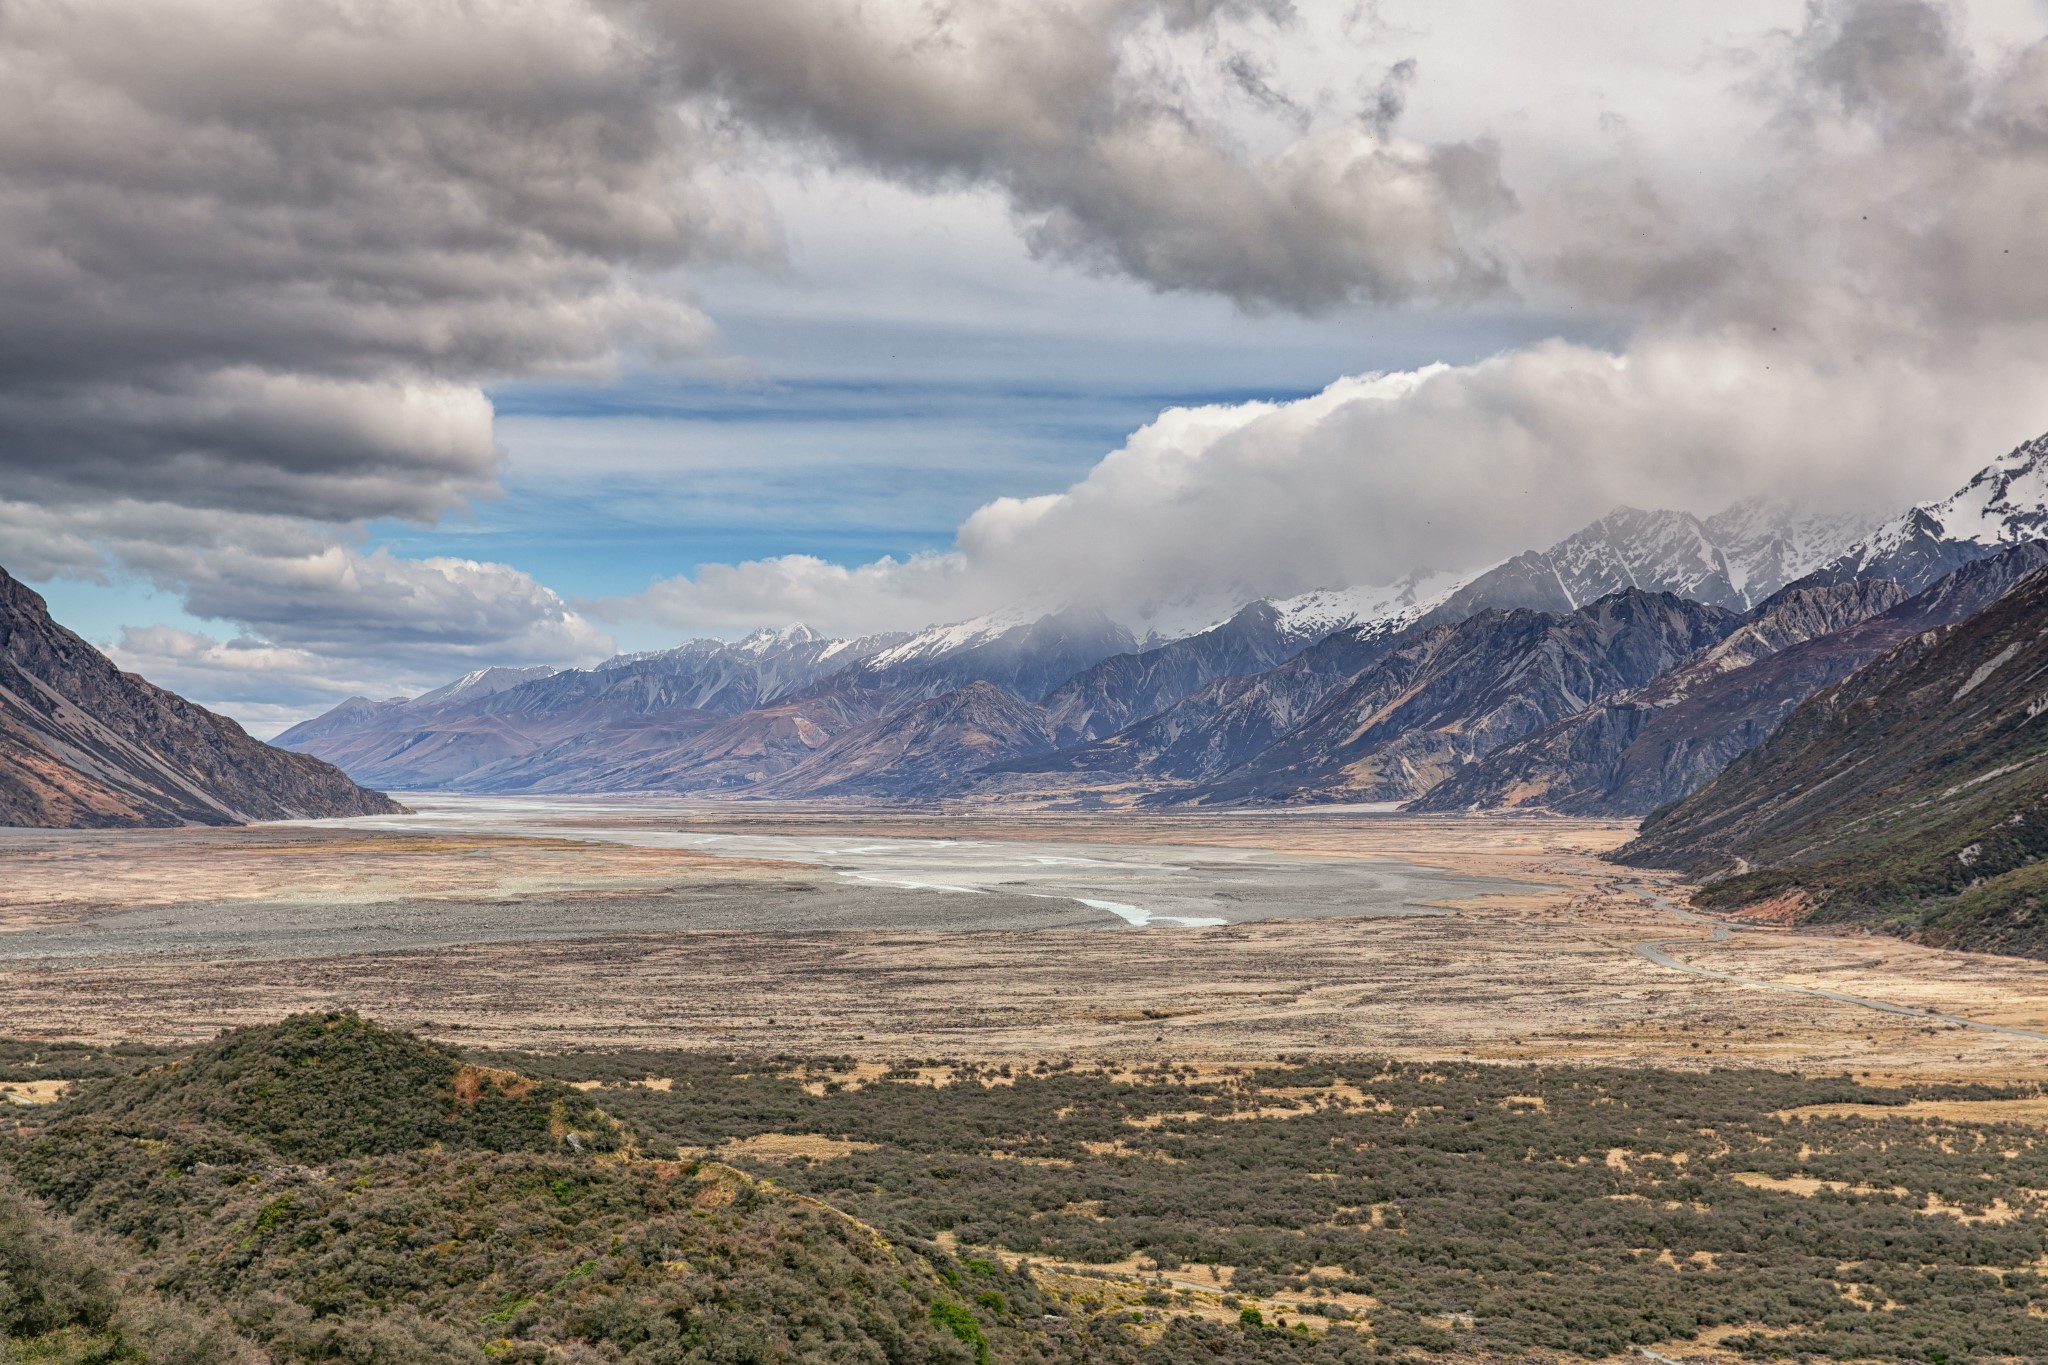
left=1793, top=0, right=1974, bottom=133
left=586, top=2, right=2048, bottom=642
left=1516, top=0, right=2048, bottom=345
left=1, top=372, right=500, bottom=523
left=0, top=0, right=1523, bottom=533
left=637, top=0, right=1515, bottom=310
left=13, top=0, right=2048, bottom=714
left=105, top=625, right=410, bottom=735
left=3, top=497, right=613, bottom=719
left=0, top=0, right=774, bottom=522
left=618, top=327, right=2048, bottom=637
left=608, top=551, right=978, bottom=638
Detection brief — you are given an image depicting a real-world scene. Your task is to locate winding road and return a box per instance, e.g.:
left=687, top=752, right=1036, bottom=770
left=1628, top=885, right=2048, bottom=1042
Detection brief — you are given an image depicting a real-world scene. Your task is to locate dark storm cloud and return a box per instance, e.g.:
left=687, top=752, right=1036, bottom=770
left=633, top=0, right=1515, bottom=311
left=0, top=0, right=774, bottom=522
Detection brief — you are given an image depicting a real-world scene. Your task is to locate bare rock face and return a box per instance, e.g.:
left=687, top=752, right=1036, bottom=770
left=0, top=565, right=403, bottom=828
left=986, top=617, right=1412, bottom=790
left=1037, top=601, right=1310, bottom=747
left=1411, top=578, right=1913, bottom=816
left=1181, top=589, right=1743, bottom=805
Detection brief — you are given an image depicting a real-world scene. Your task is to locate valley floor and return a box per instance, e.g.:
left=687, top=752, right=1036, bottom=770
left=2, top=803, right=2047, bottom=1085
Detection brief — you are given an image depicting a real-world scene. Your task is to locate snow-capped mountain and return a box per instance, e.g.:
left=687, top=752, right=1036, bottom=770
left=275, top=488, right=1923, bottom=802
left=821, top=604, right=1138, bottom=704
left=1264, top=570, right=1467, bottom=644
left=408, top=664, right=557, bottom=708
left=1425, top=503, right=1872, bottom=623
left=1703, top=499, right=1886, bottom=605
left=1802, top=433, right=2048, bottom=594
left=857, top=606, right=1055, bottom=672
left=1114, top=570, right=1461, bottom=652
left=598, top=623, right=887, bottom=673
left=271, top=622, right=906, bottom=789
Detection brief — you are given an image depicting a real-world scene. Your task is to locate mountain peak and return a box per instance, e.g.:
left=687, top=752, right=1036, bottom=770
left=1807, top=428, right=2048, bottom=591
left=1921, top=430, right=2048, bottom=546
left=735, top=622, right=825, bottom=655
left=410, top=664, right=557, bottom=708
left=1424, top=499, right=1865, bottom=621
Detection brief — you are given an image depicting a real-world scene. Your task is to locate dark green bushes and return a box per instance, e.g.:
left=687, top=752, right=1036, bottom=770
left=16, top=1019, right=2048, bottom=1361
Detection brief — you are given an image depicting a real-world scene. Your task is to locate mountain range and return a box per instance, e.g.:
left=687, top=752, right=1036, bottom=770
left=0, top=567, right=400, bottom=828
left=275, top=497, right=1880, bottom=796
left=16, top=429, right=2048, bottom=850
left=236, top=432, right=2048, bottom=861
left=1415, top=542, right=2048, bottom=816
left=1614, top=543, right=2048, bottom=959
left=1142, top=589, right=1743, bottom=806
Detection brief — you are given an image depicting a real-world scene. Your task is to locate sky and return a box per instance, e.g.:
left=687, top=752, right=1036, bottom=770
left=7, top=0, right=2048, bottom=734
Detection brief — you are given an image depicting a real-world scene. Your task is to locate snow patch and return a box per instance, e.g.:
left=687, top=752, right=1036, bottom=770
left=410, top=664, right=556, bottom=707
left=1954, top=642, right=2022, bottom=701
left=863, top=605, right=1050, bottom=669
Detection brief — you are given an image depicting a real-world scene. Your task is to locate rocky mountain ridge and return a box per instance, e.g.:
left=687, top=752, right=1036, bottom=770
left=272, top=440, right=2048, bottom=808
left=1791, top=433, right=2048, bottom=596
left=1182, top=589, right=1744, bottom=805
left=0, top=566, right=402, bottom=828
left=1613, top=550, right=2048, bottom=959
left=279, top=497, right=1864, bottom=797
left=1421, top=543, right=2048, bottom=817
left=1421, top=502, right=1872, bottom=621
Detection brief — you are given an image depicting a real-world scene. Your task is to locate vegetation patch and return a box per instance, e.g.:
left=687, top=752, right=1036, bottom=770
left=506, top=1044, right=2048, bottom=1363
left=16, top=1018, right=2048, bottom=1361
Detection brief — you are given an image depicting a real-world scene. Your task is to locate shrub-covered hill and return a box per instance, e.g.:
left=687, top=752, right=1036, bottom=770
left=28, top=1017, right=2048, bottom=1363
left=51, top=1009, right=624, bottom=1163
left=0, top=1014, right=1046, bottom=1364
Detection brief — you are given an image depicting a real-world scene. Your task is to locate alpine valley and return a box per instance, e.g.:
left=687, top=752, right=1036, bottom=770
left=9, top=430, right=2046, bottom=859
left=274, top=435, right=2048, bottom=827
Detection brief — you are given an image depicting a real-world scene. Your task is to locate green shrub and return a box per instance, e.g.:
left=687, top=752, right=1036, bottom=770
left=929, top=1299, right=990, bottom=1364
